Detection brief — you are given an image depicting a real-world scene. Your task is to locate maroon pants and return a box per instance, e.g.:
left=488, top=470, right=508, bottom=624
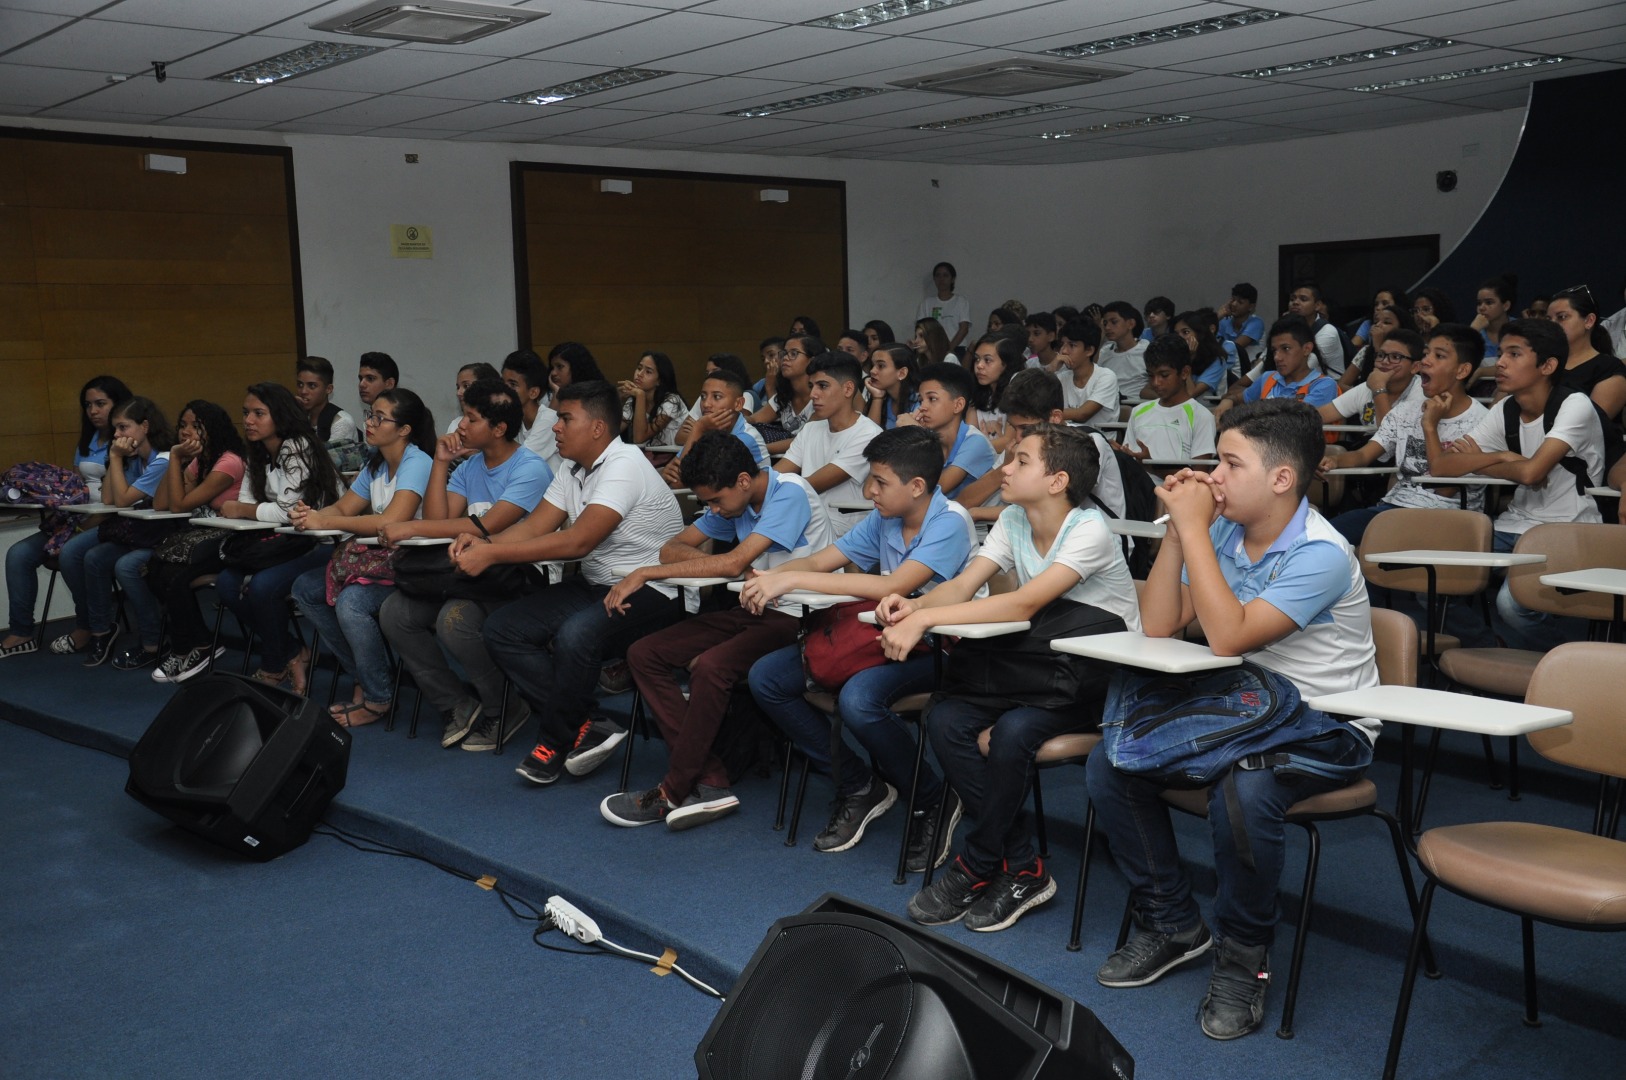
left=626, top=606, right=799, bottom=804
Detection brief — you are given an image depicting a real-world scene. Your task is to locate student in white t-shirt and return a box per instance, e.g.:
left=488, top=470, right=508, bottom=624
left=1120, top=337, right=1217, bottom=462
left=1425, top=318, right=1609, bottom=650
left=777, top=352, right=884, bottom=536
left=1057, top=316, right=1119, bottom=434
left=1099, top=301, right=1151, bottom=401
left=1322, top=322, right=1423, bottom=430
left=881, top=424, right=1140, bottom=934
left=917, top=261, right=972, bottom=352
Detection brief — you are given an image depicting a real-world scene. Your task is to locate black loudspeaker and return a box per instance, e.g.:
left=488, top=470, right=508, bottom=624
left=126, top=673, right=351, bottom=861
left=695, top=893, right=1133, bottom=1080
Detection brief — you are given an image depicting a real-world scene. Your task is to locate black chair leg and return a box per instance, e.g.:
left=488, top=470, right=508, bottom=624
left=1505, top=735, right=1520, bottom=801
left=920, top=781, right=955, bottom=889
left=1382, top=880, right=1439, bottom=1080
left=1521, top=916, right=1541, bottom=1027
left=385, top=657, right=403, bottom=732
left=1031, top=768, right=1048, bottom=860
left=493, top=679, right=511, bottom=757
left=1412, top=728, right=1444, bottom=832
left=1276, top=822, right=1320, bottom=1039
left=895, top=720, right=929, bottom=885
left=774, top=740, right=793, bottom=832
left=1481, top=732, right=1505, bottom=791
left=785, top=755, right=811, bottom=847
left=1067, top=798, right=1096, bottom=953
left=618, top=688, right=643, bottom=792
left=35, top=569, right=60, bottom=649
left=1115, top=893, right=1135, bottom=950
left=1374, top=807, right=1439, bottom=979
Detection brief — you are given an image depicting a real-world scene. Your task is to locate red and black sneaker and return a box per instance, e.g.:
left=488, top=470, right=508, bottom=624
left=515, top=742, right=564, bottom=786
left=964, top=857, right=1057, bottom=933
left=906, top=856, right=991, bottom=926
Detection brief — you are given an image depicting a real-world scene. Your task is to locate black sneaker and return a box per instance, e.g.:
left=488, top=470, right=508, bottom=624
left=515, top=742, right=564, bottom=785
left=666, top=785, right=739, bottom=831
left=813, top=780, right=897, bottom=853
left=565, top=718, right=626, bottom=777
left=964, top=858, right=1058, bottom=933
left=153, top=645, right=222, bottom=685
left=905, top=789, right=963, bottom=874
left=82, top=627, right=120, bottom=668
left=601, top=786, right=675, bottom=827
left=1199, top=938, right=1270, bottom=1040
left=906, top=856, right=992, bottom=926
left=111, top=644, right=161, bottom=671
left=597, top=659, right=632, bottom=694
left=440, top=699, right=482, bottom=749
left=462, top=704, right=530, bottom=752
left=1096, top=918, right=1214, bottom=989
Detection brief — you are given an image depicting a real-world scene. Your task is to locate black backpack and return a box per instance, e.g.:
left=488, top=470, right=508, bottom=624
left=1500, top=386, right=1624, bottom=502
left=1086, top=434, right=1160, bottom=578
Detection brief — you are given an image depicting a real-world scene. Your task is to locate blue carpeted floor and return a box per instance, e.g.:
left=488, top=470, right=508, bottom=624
left=3, top=635, right=1624, bottom=1079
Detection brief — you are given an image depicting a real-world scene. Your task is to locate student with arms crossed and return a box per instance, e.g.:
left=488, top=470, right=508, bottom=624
left=882, top=425, right=1141, bottom=932
left=1088, top=399, right=1380, bottom=1041
left=466, top=381, right=686, bottom=786
left=775, top=352, right=883, bottom=536
left=1119, top=336, right=1217, bottom=462
left=911, top=362, right=997, bottom=502
left=601, top=432, right=835, bottom=829
left=745, top=427, right=976, bottom=863
left=1424, top=317, right=1612, bottom=650
left=378, top=379, right=553, bottom=751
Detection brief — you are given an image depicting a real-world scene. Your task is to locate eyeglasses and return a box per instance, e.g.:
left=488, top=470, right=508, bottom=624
left=363, top=411, right=400, bottom=425
left=1556, top=284, right=1594, bottom=304
left=1375, top=350, right=1414, bottom=363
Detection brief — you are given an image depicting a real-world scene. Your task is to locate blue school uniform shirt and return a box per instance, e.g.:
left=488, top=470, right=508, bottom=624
left=880, top=391, right=918, bottom=430
left=123, top=448, right=170, bottom=499
left=835, top=490, right=973, bottom=589
left=449, top=446, right=552, bottom=517
left=944, top=422, right=997, bottom=500
left=1243, top=369, right=1338, bottom=407
left=731, top=412, right=771, bottom=469
left=348, top=444, right=433, bottom=513
left=695, top=469, right=816, bottom=560
left=1218, top=313, right=1264, bottom=347
left=75, top=432, right=110, bottom=470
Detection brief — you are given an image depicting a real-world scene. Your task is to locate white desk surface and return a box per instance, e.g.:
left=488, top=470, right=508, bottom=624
left=1106, top=518, right=1167, bottom=539
left=856, top=610, right=1029, bottom=638
left=667, top=487, right=694, bottom=497
left=726, top=582, right=860, bottom=608
left=192, top=516, right=278, bottom=531
left=1051, top=631, right=1242, bottom=673
left=1540, top=568, right=1626, bottom=597
left=2, top=502, right=48, bottom=511
left=1324, top=424, right=1377, bottom=433
left=58, top=502, right=115, bottom=515
left=614, top=565, right=739, bottom=589
left=276, top=526, right=350, bottom=539
left=1095, top=420, right=1129, bottom=431
left=1326, top=466, right=1399, bottom=477
left=1416, top=475, right=1518, bottom=487
left=394, top=535, right=454, bottom=547
left=1308, top=685, right=1571, bottom=737
left=643, top=444, right=682, bottom=454
left=118, top=508, right=192, bottom=520
left=1365, top=549, right=1547, bottom=569
left=1586, top=487, right=1621, bottom=498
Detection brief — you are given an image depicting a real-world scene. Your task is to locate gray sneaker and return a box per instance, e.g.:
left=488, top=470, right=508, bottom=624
left=440, top=699, right=482, bottom=749
left=461, top=705, right=530, bottom=752
left=601, top=786, right=675, bottom=827
left=665, top=785, right=739, bottom=831
left=564, top=718, right=626, bottom=776
left=1096, top=918, right=1214, bottom=989
left=1199, top=938, right=1270, bottom=1040
left=813, top=780, right=897, bottom=853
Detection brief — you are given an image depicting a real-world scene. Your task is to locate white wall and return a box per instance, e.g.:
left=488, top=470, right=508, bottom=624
left=7, top=107, right=1524, bottom=423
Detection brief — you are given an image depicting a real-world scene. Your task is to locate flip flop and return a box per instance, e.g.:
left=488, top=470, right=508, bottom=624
left=332, top=700, right=390, bottom=728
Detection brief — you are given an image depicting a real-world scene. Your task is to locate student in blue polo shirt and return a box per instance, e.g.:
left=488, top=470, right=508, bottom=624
left=379, top=378, right=554, bottom=752
left=662, top=367, right=768, bottom=487
left=604, top=431, right=835, bottom=831
left=913, top=361, right=997, bottom=500
left=746, top=426, right=976, bottom=865
left=1216, top=316, right=1339, bottom=421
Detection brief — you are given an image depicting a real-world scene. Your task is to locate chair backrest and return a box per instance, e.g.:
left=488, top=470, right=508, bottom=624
left=1525, top=641, right=1626, bottom=781
left=1357, top=507, right=1492, bottom=596
left=987, top=568, right=1019, bottom=596
left=1369, top=607, right=1417, bottom=688
left=1507, top=523, right=1626, bottom=620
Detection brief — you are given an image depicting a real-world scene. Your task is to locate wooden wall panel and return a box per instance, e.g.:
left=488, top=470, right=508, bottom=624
left=517, top=165, right=846, bottom=400
left=0, top=133, right=299, bottom=471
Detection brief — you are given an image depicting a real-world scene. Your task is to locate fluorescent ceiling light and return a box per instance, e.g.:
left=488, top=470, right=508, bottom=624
left=311, top=2, right=547, bottom=45
left=210, top=41, right=383, bottom=85
left=1234, top=38, right=1454, bottom=78
left=893, top=60, right=1122, bottom=97
left=915, top=103, right=1066, bottom=130
left=805, top=0, right=983, bottom=31
left=502, top=68, right=671, bottom=105
left=1035, top=114, right=1190, bottom=139
left=725, top=87, right=887, bottom=117
left=1044, top=9, right=1284, bottom=59
left=1350, top=55, right=1566, bottom=92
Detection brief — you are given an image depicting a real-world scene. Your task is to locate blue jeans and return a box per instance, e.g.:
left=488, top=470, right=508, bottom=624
left=292, top=569, right=394, bottom=703
left=58, top=530, right=160, bottom=642
left=216, top=545, right=332, bottom=672
left=928, top=697, right=1085, bottom=878
left=5, top=529, right=49, bottom=635
left=482, top=576, right=683, bottom=752
left=748, top=644, right=942, bottom=805
left=1491, top=529, right=1585, bottom=651
left=1086, top=736, right=1359, bottom=949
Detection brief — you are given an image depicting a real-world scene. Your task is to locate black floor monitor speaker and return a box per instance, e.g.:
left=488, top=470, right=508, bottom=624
left=125, top=673, right=351, bottom=861
left=695, top=893, right=1133, bottom=1080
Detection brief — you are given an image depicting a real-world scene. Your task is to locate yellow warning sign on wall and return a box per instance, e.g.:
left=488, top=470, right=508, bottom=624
left=391, top=224, right=433, bottom=259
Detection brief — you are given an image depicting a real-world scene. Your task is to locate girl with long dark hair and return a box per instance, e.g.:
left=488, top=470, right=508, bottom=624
left=617, top=351, right=686, bottom=446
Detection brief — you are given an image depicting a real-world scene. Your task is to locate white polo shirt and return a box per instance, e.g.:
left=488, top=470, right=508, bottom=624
left=542, top=439, right=683, bottom=596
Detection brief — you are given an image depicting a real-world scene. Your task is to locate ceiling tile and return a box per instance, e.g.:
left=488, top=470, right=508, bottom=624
left=298, top=92, right=475, bottom=127
left=1, top=17, right=234, bottom=72
left=580, top=109, right=739, bottom=139
left=70, top=73, right=256, bottom=115
left=0, top=61, right=107, bottom=107
left=529, top=10, right=779, bottom=67
left=181, top=83, right=376, bottom=122
left=90, top=0, right=325, bottom=35
left=604, top=75, right=806, bottom=111
left=653, top=25, right=857, bottom=76
left=1, top=8, right=70, bottom=51
left=921, top=0, right=1206, bottom=48
left=760, top=34, right=981, bottom=82
left=1, top=0, right=109, bottom=15
left=395, top=57, right=609, bottom=101
left=32, top=104, right=168, bottom=122
left=1419, top=3, right=1626, bottom=48
left=277, top=47, right=503, bottom=94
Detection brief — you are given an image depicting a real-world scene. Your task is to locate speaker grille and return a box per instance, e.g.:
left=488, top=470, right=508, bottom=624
left=708, top=924, right=915, bottom=1080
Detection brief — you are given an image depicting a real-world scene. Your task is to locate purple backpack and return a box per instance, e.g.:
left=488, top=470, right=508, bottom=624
left=2, top=462, right=90, bottom=555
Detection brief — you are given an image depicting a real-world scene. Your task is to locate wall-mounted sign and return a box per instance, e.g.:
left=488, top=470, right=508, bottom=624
left=391, top=224, right=433, bottom=259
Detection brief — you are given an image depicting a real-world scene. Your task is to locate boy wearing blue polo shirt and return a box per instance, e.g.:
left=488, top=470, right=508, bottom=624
left=605, top=432, right=835, bottom=830
left=661, top=367, right=769, bottom=487
left=745, top=427, right=977, bottom=864
left=379, top=379, right=554, bottom=751
left=1218, top=283, right=1264, bottom=356
left=913, top=362, right=997, bottom=500
left=1240, top=316, right=1338, bottom=409
left=1088, top=399, right=1380, bottom=1041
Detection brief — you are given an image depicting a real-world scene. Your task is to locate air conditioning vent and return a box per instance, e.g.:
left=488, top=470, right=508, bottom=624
left=311, top=2, right=547, bottom=45
left=892, top=60, right=1124, bottom=97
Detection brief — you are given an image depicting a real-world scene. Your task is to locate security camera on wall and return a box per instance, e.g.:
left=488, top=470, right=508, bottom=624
left=1436, top=170, right=1458, bottom=193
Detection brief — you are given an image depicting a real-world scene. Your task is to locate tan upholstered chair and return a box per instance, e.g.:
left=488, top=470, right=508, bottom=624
left=1358, top=507, right=1494, bottom=664
left=1382, top=642, right=1626, bottom=1079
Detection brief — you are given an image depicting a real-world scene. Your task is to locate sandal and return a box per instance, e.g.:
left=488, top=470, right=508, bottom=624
left=252, top=667, right=291, bottom=688
left=331, top=700, right=390, bottom=729
left=287, top=649, right=311, bottom=696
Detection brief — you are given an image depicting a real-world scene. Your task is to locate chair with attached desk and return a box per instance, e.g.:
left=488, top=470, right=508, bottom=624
left=1104, top=608, right=1432, bottom=1039
left=1383, top=642, right=1626, bottom=1080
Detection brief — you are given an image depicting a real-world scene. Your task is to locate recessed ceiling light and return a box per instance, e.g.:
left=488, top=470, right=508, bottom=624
left=311, top=2, right=547, bottom=45
left=1044, top=9, right=1284, bottom=59
left=805, top=0, right=983, bottom=31
left=502, top=68, right=672, bottom=105
left=210, top=41, right=383, bottom=85
left=893, top=60, right=1123, bottom=97
left=1233, top=38, right=1455, bottom=78
left=915, top=103, right=1067, bottom=130
left=1035, top=114, right=1190, bottom=139
left=1350, top=54, right=1566, bottom=92
left=725, top=87, right=887, bottom=118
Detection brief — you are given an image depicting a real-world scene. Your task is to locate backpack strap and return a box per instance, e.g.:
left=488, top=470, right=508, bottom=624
left=1507, top=387, right=1595, bottom=496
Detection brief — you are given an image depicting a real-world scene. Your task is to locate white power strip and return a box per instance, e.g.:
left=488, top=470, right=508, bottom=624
left=545, top=895, right=602, bottom=944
